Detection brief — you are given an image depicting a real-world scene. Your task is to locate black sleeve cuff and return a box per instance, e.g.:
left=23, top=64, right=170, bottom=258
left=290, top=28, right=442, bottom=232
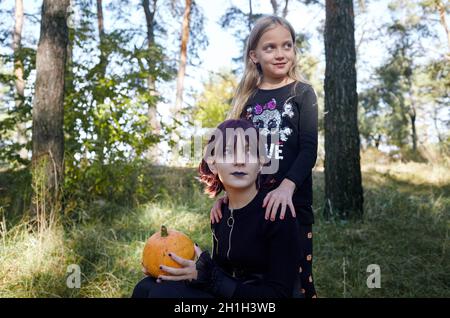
left=187, top=251, right=237, bottom=298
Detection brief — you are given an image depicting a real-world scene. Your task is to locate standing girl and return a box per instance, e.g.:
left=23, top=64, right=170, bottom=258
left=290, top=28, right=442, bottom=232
left=210, top=15, right=318, bottom=298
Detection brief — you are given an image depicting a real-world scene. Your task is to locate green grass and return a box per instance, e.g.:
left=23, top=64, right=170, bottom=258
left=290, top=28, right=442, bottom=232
left=0, top=160, right=449, bottom=298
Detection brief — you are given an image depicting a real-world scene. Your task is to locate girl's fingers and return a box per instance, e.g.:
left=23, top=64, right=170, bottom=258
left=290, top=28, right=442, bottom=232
left=210, top=209, right=215, bottom=224
left=279, top=202, right=287, bottom=220
left=264, top=198, right=271, bottom=219
left=265, top=197, right=275, bottom=219
left=262, top=192, right=271, bottom=208
left=168, top=252, right=191, bottom=267
left=216, top=208, right=221, bottom=223
left=210, top=208, right=215, bottom=224
left=288, top=201, right=296, bottom=218
left=159, top=265, right=188, bottom=276
left=157, top=274, right=189, bottom=282
left=217, top=203, right=222, bottom=219
left=270, top=199, right=281, bottom=221
left=211, top=205, right=218, bottom=224
left=214, top=209, right=220, bottom=224
left=214, top=200, right=223, bottom=222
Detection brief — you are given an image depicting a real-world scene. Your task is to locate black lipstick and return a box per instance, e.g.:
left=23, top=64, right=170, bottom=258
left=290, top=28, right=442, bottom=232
left=231, top=171, right=247, bottom=176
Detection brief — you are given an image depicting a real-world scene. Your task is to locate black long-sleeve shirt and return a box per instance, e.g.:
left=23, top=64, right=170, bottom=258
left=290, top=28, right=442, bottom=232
left=190, top=190, right=302, bottom=298
left=240, top=81, right=318, bottom=224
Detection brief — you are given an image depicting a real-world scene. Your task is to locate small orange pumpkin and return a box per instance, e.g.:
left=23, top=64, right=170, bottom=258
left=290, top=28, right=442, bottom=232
left=142, top=225, right=195, bottom=278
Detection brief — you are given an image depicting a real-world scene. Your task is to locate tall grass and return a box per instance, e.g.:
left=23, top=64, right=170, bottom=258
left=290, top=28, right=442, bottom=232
left=0, top=157, right=449, bottom=297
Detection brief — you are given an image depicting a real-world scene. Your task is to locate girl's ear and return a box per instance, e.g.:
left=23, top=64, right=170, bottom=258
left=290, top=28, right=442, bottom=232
left=249, top=50, right=258, bottom=64
left=206, top=158, right=218, bottom=175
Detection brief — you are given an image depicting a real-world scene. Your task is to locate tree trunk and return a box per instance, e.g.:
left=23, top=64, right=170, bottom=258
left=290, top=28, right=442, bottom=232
left=375, top=134, right=381, bottom=149
left=409, top=108, right=417, bottom=152
left=96, top=0, right=107, bottom=77
left=65, top=16, right=76, bottom=163
left=174, top=0, right=192, bottom=115
left=282, top=0, right=289, bottom=18
left=248, top=0, right=253, bottom=32
left=270, top=0, right=289, bottom=18
left=13, top=0, right=27, bottom=161
left=143, top=0, right=161, bottom=133
left=94, top=0, right=108, bottom=163
left=432, top=105, right=443, bottom=143
left=271, top=0, right=279, bottom=15
left=324, top=0, right=364, bottom=220
left=32, top=0, right=69, bottom=226
left=406, top=75, right=418, bottom=152
left=143, top=0, right=161, bottom=161
left=435, top=0, right=450, bottom=58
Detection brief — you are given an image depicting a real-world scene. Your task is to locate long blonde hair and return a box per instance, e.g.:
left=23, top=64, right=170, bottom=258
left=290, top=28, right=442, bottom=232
left=228, top=15, right=307, bottom=120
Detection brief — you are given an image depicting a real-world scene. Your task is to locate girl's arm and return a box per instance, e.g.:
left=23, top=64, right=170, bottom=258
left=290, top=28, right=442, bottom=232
left=284, top=84, right=318, bottom=189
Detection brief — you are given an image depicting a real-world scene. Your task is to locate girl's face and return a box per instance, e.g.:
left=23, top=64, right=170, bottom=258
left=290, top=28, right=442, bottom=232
left=249, top=24, right=295, bottom=81
left=208, top=131, right=261, bottom=192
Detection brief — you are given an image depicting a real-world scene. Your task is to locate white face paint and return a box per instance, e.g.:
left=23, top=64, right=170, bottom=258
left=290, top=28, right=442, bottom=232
left=207, top=129, right=262, bottom=192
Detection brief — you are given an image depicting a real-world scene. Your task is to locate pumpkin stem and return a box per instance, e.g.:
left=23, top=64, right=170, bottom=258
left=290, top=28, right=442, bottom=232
left=161, top=225, right=168, bottom=237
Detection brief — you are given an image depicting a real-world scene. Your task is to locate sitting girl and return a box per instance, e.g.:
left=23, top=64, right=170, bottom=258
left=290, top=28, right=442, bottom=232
left=132, top=119, right=302, bottom=298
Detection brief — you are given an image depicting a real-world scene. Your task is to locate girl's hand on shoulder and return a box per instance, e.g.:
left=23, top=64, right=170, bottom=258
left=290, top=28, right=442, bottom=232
left=210, top=195, right=228, bottom=224
left=262, top=179, right=296, bottom=221
left=157, top=244, right=203, bottom=283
